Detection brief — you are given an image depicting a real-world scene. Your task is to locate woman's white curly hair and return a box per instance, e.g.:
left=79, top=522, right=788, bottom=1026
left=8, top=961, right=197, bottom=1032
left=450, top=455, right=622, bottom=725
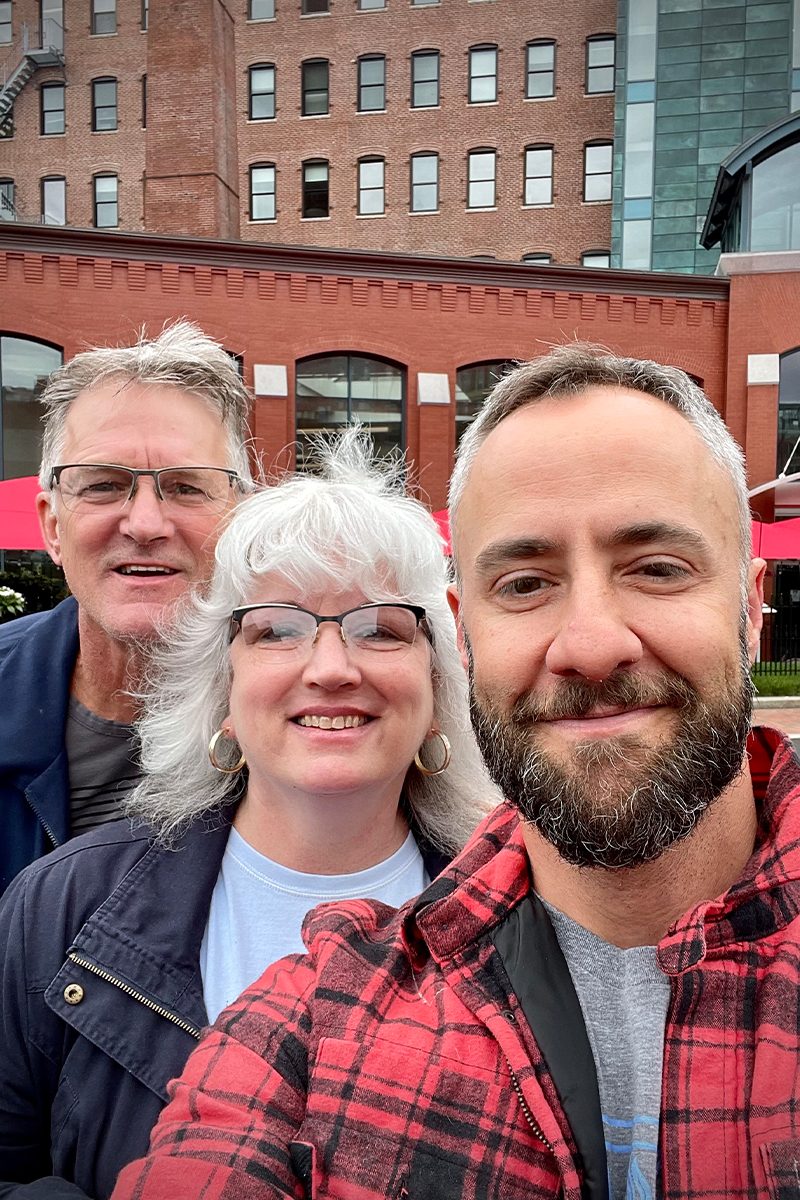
left=126, top=428, right=497, bottom=852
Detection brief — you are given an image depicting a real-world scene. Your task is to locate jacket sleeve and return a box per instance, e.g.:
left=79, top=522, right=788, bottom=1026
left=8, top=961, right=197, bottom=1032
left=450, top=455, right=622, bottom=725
left=111, top=955, right=318, bottom=1200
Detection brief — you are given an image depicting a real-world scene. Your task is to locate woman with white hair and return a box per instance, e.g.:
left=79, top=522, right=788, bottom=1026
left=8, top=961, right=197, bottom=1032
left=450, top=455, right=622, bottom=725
left=0, top=431, right=493, bottom=1200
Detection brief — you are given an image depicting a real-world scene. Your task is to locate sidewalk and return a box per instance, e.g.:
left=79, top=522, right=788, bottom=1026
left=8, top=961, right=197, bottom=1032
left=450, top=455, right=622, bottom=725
left=753, top=697, right=800, bottom=739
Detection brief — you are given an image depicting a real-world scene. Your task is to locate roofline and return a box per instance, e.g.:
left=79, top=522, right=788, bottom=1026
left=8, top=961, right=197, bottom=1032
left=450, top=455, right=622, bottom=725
left=0, top=221, right=731, bottom=301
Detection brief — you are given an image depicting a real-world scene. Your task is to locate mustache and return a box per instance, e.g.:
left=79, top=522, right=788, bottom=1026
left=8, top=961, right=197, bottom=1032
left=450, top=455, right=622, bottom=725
left=505, top=670, right=698, bottom=725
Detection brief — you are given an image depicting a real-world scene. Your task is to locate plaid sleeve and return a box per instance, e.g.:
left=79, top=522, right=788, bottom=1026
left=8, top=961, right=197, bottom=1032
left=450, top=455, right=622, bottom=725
left=112, top=954, right=316, bottom=1200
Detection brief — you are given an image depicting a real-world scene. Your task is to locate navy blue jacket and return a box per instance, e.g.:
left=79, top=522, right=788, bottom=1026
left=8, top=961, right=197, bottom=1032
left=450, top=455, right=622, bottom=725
left=0, top=597, right=80, bottom=895
left=0, top=807, right=451, bottom=1200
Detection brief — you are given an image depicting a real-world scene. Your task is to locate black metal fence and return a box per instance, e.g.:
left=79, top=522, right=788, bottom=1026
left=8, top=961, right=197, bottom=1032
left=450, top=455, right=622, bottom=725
left=757, top=607, right=800, bottom=673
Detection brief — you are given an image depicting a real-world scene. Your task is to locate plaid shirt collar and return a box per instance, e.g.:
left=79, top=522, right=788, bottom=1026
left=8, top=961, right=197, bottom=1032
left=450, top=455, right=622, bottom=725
left=406, top=728, right=800, bottom=972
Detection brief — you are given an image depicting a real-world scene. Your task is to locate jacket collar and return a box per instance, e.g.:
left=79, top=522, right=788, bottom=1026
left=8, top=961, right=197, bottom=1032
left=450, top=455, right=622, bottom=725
left=406, top=728, right=800, bottom=969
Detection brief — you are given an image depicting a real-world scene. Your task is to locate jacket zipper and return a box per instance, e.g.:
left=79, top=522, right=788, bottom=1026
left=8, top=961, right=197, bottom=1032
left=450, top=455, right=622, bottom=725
left=504, top=1055, right=554, bottom=1153
left=67, top=952, right=202, bottom=1039
left=24, top=789, right=60, bottom=849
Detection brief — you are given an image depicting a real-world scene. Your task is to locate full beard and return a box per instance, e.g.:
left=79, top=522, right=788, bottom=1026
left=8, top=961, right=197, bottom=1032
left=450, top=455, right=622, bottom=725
left=468, top=640, right=754, bottom=870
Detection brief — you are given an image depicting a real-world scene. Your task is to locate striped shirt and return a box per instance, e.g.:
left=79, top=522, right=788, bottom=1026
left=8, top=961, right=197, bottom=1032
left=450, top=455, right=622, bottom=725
left=66, top=695, right=141, bottom=835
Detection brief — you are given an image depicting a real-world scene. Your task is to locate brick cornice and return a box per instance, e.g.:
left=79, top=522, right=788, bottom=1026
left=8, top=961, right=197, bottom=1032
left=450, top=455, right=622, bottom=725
left=0, top=222, right=731, bottom=302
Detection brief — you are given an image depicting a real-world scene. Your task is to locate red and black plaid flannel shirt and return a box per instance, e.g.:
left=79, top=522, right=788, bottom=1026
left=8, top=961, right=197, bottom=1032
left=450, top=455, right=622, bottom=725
left=114, top=727, right=800, bottom=1200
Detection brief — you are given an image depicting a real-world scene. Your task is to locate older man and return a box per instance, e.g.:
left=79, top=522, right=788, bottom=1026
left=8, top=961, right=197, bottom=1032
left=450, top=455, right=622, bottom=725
left=0, top=322, right=251, bottom=892
left=114, top=348, right=799, bottom=1200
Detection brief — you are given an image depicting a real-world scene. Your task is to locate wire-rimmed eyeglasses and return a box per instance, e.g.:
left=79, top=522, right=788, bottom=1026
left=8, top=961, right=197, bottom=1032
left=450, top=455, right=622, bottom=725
left=230, top=603, right=429, bottom=659
left=50, top=464, right=243, bottom=514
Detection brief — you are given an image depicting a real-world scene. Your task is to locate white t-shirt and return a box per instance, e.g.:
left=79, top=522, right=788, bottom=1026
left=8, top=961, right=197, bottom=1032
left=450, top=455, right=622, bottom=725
left=200, top=826, right=430, bottom=1022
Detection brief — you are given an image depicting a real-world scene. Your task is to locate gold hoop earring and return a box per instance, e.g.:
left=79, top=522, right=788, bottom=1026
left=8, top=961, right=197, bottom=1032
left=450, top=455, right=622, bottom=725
left=208, top=728, right=246, bottom=774
left=414, top=731, right=451, bottom=777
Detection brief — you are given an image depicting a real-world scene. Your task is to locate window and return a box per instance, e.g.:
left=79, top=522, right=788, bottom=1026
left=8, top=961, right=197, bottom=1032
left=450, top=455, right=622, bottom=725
left=0, top=2, right=11, bottom=44
left=358, top=158, right=384, bottom=214
left=526, top=40, right=555, bottom=98
left=92, top=0, right=116, bottom=34
left=249, top=64, right=276, bottom=119
left=359, top=0, right=386, bottom=7
left=584, top=142, right=612, bottom=201
left=456, top=361, right=513, bottom=445
left=302, top=59, right=329, bottom=115
left=778, top=349, right=800, bottom=478
left=358, top=56, right=385, bottom=111
left=141, top=0, right=148, bottom=29
left=751, top=141, right=800, bottom=252
left=411, top=51, right=439, bottom=107
left=141, top=75, right=147, bottom=127
left=296, top=354, right=404, bottom=468
left=94, top=174, right=118, bottom=226
left=42, top=1, right=64, bottom=50
left=302, top=0, right=329, bottom=12
left=42, top=177, right=66, bottom=225
left=249, top=0, right=274, bottom=16
left=581, top=250, right=610, bottom=267
left=0, top=337, right=63, bottom=480
left=0, top=179, right=14, bottom=220
left=92, top=78, right=117, bottom=131
left=250, top=164, right=276, bottom=220
left=0, top=106, right=12, bottom=139
left=469, top=45, right=497, bottom=103
left=412, top=0, right=438, bottom=6
left=302, top=160, right=329, bottom=217
left=40, top=84, right=65, bottom=135
left=522, top=253, right=552, bottom=264
left=586, top=36, right=615, bottom=94
left=410, top=153, right=438, bottom=211
left=467, top=150, right=496, bottom=209
left=524, top=145, right=552, bottom=205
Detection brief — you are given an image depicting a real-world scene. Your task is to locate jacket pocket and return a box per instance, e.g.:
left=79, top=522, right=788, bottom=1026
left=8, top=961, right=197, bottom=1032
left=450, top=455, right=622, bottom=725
left=294, top=1035, right=560, bottom=1200
left=759, top=1138, right=800, bottom=1198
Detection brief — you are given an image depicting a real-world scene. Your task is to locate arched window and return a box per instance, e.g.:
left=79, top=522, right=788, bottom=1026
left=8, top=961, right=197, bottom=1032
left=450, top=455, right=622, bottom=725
left=752, top=142, right=800, bottom=252
left=778, top=347, right=800, bottom=479
left=295, top=353, right=405, bottom=468
left=455, top=360, right=515, bottom=445
left=0, top=335, right=62, bottom=479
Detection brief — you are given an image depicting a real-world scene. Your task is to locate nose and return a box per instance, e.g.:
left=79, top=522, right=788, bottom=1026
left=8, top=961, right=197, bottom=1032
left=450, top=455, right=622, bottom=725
left=544, top=577, right=644, bottom=681
left=301, top=622, right=362, bottom=689
left=117, top=477, right=175, bottom=544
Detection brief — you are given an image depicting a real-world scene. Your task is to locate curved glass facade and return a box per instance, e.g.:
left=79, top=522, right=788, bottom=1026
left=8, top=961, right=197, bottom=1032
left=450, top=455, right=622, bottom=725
left=751, top=142, right=800, bottom=253
left=0, top=336, right=62, bottom=479
left=295, top=354, right=404, bottom=468
left=455, top=361, right=514, bottom=445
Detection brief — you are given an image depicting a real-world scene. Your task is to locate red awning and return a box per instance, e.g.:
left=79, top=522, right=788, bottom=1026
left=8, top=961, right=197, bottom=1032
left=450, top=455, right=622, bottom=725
left=0, top=476, right=45, bottom=552
left=753, top=515, right=800, bottom=560
left=432, top=509, right=451, bottom=555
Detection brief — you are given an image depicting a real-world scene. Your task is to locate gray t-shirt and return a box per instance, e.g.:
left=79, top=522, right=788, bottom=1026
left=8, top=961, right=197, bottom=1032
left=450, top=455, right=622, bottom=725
left=541, top=898, right=672, bottom=1200
left=65, top=696, right=142, bottom=834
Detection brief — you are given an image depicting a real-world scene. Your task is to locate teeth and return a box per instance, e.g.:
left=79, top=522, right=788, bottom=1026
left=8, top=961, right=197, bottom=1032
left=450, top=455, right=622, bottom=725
left=119, top=565, right=174, bottom=575
left=296, top=715, right=369, bottom=728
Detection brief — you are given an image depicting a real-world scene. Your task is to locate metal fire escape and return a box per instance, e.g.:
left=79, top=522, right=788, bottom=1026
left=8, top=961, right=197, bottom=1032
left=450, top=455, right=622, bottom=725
left=0, top=19, right=64, bottom=139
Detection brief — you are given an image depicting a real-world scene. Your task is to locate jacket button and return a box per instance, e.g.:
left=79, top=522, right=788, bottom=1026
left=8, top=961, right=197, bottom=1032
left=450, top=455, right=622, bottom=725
left=63, top=983, right=84, bottom=1005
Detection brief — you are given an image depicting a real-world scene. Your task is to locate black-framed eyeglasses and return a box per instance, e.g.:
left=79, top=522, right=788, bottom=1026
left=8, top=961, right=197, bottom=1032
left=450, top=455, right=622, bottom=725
left=230, top=603, right=429, bottom=658
left=50, top=463, right=243, bottom=514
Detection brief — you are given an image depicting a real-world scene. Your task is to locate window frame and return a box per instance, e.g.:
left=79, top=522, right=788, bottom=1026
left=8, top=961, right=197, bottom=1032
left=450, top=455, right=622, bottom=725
left=41, top=175, right=66, bottom=225
left=468, top=44, right=498, bottom=105
left=585, top=35, right=615, bottom=95
left=581, top=250, right=611, bottom=267
left=0, top=1, right=11, bottom=45
left=521, top=253, right=553, bottom=264
left=248, top=0, right=275, bottom=17
left=295, top=352, right=406, bottom=466
left=141, top=74, right=147, bottom=127
left=0, top=178, right=14, bottom=220
left=410, top=152, right=438, bottom=212
left=93, top=172, right=118, bottom=227
left=525, top=39, right=556, bottom=100
left=302, top=158, right=330, bottom=218
left=301, top=0, right=329, bottom=13
left=467, top=148, right=497, bottom=210
left=524, top=144, right=553, bottom=206
left=91, top=0, right=116, bottom=35
left=357, top=156, right=385, bottom=215
left=358, top=0, right=386, bottom=8
left=40, top=83, right=65, bottom=136
left=91, top=77, right=118, bottom=132
left=583, top=140, right=613, bottom=202
left=301, top=58, right=330, bottom=116
left=411, top=50, right=439, bottom=109
left=250, top=162, right=277, bottom=221
left=358, top=54, right=386, bottom=112
left=141, top=0, right=148, bottom=30
left=249, top=63, right=276, bottom=120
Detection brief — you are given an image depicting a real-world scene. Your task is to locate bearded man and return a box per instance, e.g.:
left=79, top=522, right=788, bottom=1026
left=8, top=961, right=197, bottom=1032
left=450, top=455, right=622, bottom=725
left=113, top=347, right=799, bottom=1200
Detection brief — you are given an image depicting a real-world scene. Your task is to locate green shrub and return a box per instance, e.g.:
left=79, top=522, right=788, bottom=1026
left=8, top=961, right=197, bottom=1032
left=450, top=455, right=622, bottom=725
left=0, top=568, right=67, bottom=622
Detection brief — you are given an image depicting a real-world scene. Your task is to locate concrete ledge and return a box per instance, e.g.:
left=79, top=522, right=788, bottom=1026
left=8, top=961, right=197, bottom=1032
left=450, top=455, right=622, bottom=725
left=753, top=695, right=800, bottom=708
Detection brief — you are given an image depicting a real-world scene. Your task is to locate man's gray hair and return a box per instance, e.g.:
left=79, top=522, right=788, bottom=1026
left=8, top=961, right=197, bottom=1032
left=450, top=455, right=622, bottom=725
left=449, top=344, right=751, bottom=570
left=126, top=428, right=496, bottom=853
left=38, top=321, right=253, bottom=494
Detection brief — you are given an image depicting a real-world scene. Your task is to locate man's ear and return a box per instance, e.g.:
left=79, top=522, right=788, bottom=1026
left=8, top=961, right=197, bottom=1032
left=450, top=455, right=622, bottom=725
left=37, top=492, right=63, bottom=566
left=745, top=557, right=767, bottom=665
left=446, top=582, right=470, bottom=674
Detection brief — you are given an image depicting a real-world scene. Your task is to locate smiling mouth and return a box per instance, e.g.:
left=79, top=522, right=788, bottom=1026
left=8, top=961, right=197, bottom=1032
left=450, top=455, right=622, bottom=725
left=115, top=565, right=180, bottom=576
left=294, top=715, right=372, bottom=729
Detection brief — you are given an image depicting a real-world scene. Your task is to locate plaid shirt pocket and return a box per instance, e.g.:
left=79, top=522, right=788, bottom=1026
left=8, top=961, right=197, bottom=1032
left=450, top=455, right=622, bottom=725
left=294, top=1036, right=561, bottom=1199
left=759, top=1137, right=800, bottom=1199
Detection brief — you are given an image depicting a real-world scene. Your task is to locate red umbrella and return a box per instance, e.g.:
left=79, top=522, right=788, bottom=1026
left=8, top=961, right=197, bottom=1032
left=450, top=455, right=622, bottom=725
left=0, top=476, right=46, bottom=552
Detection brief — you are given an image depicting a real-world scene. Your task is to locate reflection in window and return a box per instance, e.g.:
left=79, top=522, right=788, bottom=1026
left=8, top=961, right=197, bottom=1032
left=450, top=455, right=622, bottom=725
left=526, top=41, right=555, bottom=98
left=358, top=158, right=385, bottom=214
left=92, top=0, right=116, bottom=35
left=581, top=250, right=610, bottom=267
left=411, top=51, right=439, bottom=108
left=751, top=142, right=800, bottom=252
left=249, top=65, right=276, bottom=119
left=0, top=337, right=62, bottom=479
left=249, top=0, right=274, bottom=16
left=92, top=78, right=117, bottom=131
left=41, top=84, right=65, bottom=135
left=522, top=253, right=552, bottom=264
left=778, top=347, right=800, bottom=477
left=94, top=174, right=118, bottom=226
left=0, top=2, right=10, bottom=43
left=411, top=153, right=438, bottom=211
left=584, top=142, right=612, bottom=201
left=250, top=164, right=276, bottom=220
left=0, top=178, right=14, bottom=220
left=358, top=56, right=386, bottom=111
left=456, top=361, right=514, bottom=445
left=295, top=354, right=404, bottom=467
left=524, top=146, right=553, bottom=205
left=468, top=150, right=496, bottom=209
left=302, top=59, right=329, bottom=115
left=42, top=177, right=66, bottom=225
left=586, top=37, right=615, bottom=94
left=469, top=46, right=497, bottom=104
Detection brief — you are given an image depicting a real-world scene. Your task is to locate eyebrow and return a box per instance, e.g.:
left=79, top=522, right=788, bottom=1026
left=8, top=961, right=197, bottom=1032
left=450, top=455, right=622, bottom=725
left=473, top=523, right=711, bottom=578
left=474, top=537, right=562, bottom=577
